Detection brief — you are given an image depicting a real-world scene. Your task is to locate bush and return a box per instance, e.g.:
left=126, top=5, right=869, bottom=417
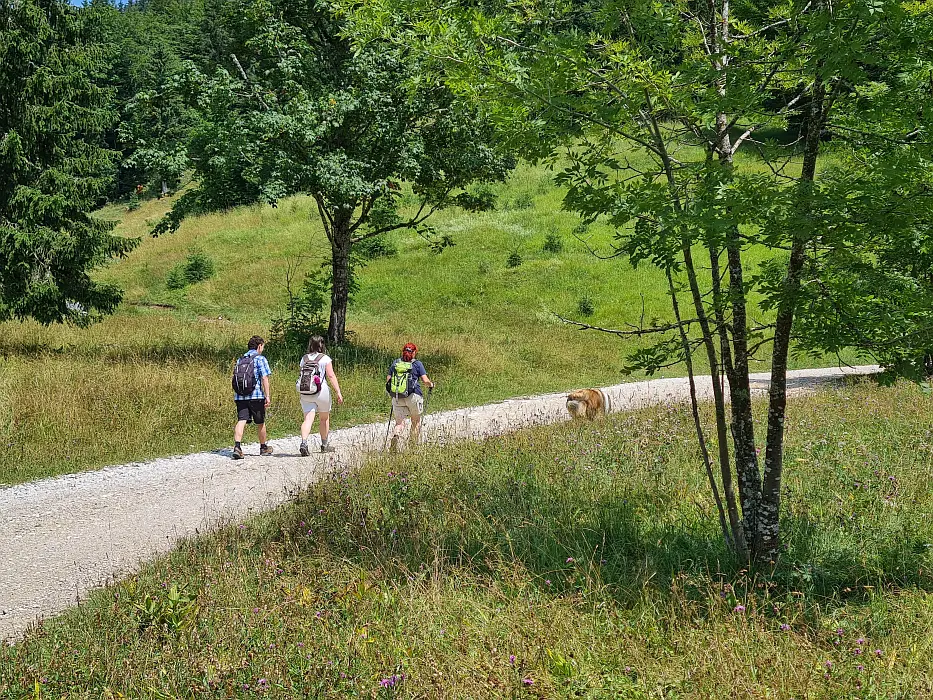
left=577, top=294, right=595, bottom=317
left=543, top=232, right=563, bottom=253
left=356, top=234, right=397, bottom=260
left=506, top=251, right=523, bottom=268
left=269, top=268, right=329, bottom=354
left=166, top=247, right=216, bottom=290
left=507, top=191, right=534, bottom=210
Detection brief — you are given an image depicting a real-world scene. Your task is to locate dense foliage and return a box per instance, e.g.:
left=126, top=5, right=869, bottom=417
left=357, top=0, right=933, bottom=559
left=148, top=0, right=514, bottom=343
left=0, top=0, right=136, bottom=325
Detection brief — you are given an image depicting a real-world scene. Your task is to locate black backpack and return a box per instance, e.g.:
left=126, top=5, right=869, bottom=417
left=232, top=354, right=257, bottom=396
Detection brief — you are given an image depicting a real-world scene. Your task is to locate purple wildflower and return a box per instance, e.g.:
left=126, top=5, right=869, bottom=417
left=780, top=623, right=790, bottom=631
left=522, top=678, right=534, bottom=686
left=566, top=557, right=575, bottom=563
left=733, top=604, right=746, bottom=613
left=509, top=655, right=516, bottom=666
left=874, top=649, right=883, bottom=656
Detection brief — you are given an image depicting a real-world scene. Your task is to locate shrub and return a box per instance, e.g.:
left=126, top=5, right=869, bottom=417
left=577, top=294, right=595, bottom=317
left=508, top=191, right=534, bottom=210
left=269, top=268, right=329, bottom=353
left=543, top=232, right=563, bottom=253
left=166, top=247, right=216, bottom=290
left=506, top=251, right=523, bottom=268
left=356, top=234, right=397, bottom=260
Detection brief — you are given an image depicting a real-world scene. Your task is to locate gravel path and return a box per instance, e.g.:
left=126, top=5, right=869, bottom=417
left=0, top=364, right=877, bottom=639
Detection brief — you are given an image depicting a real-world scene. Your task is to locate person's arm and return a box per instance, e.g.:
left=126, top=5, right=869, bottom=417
left=262, top=375, right=271, bottom=407
left=415, top=361, right=434, bottom=389
left=325, top=363, right=343, bottom=404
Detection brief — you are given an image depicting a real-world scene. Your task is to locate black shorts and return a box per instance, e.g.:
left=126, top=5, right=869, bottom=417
left=235, top=399, right=266, bottom=425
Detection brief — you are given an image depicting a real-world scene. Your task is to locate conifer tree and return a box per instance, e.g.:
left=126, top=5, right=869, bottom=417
left=0, top=0, right=137, bottom=325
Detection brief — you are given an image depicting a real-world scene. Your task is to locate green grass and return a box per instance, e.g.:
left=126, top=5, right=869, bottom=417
left=3, top=380, right=931, bottom=698
left=0, top=159, right=861, bottom=486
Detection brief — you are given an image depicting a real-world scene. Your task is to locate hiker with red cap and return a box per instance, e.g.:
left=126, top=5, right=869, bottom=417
left=386, top=342, right=434, bottom=451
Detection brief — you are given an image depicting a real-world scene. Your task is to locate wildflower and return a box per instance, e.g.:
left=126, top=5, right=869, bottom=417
left=857, top=664, right=864, bottom=671
left=824, top=661, right=832, bottom=669
left=298, top=642, right=304, bottom=648
left=253, top=607, right=260, bottom=613
left=509, top=655, right=516, bottom=666
left=874, top=649, right=883, bottom=657
left=853, top=648, right=863, bottom=656
left=545, top=579, right=552, bottom=586
left=258, top=678, right=268, bottom=687
left=566, top=557, right=575, bottom=563
left=379, top=674, right=402, bottom=688
left=780, top=623, right=791, bottom=631
left=522, top=678, right=534, bottom=686
left=856, top=637, right=865, bottom=645
left=836, top=628, right=844, bottom=636
left=733, top=605, right=746, bottom=613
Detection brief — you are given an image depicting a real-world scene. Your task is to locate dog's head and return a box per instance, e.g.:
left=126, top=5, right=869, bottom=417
left=566, top=390, right=590, bottom=418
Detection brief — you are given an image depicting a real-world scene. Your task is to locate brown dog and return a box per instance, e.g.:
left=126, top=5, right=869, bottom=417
left=566, top=388, right=610, bottom=420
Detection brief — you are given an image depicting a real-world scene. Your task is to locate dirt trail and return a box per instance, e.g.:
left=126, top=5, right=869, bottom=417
left=0, top=365, right=877, bottom=639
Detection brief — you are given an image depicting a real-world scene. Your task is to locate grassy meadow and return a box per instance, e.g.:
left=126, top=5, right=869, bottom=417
left=2, top=379, right=931, bottom=698
left=0, top=157, right=859, bottom=486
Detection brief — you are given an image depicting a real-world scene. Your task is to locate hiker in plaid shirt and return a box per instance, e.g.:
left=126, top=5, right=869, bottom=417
left=232, top=335, right=273, bottom=459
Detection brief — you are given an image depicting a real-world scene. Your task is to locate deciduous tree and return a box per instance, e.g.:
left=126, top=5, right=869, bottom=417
left=156, top=0, right=514, bottom=344
left=359, top=0, right=933, bottom=560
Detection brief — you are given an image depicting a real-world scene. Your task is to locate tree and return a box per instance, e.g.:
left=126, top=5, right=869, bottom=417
left=0, top=0, right=137, bottom=325
left=359, top=0, right=933, bottom=560
left=155, top=0, right=514, bottom=345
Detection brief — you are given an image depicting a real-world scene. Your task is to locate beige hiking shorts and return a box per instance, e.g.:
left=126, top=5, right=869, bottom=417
left=392, top=394, right=423, bottom=419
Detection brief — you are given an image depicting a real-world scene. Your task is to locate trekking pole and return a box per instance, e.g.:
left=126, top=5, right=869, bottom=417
left=383, top=405, right=394, bottom=450
left=419, top=385, right=434, bottom=445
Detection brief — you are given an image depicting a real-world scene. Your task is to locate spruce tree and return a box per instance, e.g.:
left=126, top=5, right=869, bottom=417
left=0, top=0, right=136, bottom=325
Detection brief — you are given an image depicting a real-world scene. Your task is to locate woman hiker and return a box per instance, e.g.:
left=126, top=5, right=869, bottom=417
left=386, top=342, right=434, bottom=452
left=296, top=335, right=344, bottom=454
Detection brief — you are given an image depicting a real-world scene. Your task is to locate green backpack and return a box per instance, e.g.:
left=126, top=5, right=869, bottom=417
left=388, top=360, right=417, bottom=398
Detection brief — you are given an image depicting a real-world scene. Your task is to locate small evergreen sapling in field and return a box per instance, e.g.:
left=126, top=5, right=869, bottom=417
left=543, top=232, right=563, bottom=253
left=506, top=250, right=523, bottom=268
left=166, top=247, right=216, bottom=290
left=577, top=294, right=595, bottom=317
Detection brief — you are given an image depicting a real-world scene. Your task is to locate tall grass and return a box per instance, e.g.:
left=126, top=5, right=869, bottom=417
left=2, top=380, right=931, bottom=698
left=0, top=160, right=863, bottom=486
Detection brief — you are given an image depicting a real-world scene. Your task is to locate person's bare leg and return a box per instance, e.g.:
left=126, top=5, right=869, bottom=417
left=390, top=416, right=405, bottom=452
left=234, top=419, right=247, bottom=442
left=319, top=412, right=331, bottom=443
left=410, top=414, right=422, bottom=445
left=257, top=423, right=268, bottom=444
left=300, top=410, right=316, bottom=442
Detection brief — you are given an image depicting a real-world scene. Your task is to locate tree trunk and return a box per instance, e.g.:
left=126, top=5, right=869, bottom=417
left=756, top=80, right=826, bottom=560
left=714, top=114, right=763, bottom=546
left=327, top=210, right=353, bottom=347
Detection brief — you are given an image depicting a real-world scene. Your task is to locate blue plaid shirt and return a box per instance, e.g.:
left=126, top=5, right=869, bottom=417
left=234, top=349, right=272, bottom=401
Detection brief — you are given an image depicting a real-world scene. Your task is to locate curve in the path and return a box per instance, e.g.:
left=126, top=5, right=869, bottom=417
left=0, top=365, right=878, bottom=639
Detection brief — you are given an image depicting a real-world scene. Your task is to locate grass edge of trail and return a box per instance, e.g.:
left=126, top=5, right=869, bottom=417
left=2, top=379, right=932, bottom=698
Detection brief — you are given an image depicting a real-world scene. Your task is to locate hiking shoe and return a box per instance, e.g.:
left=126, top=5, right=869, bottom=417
left=260, top=444, right=274, bottom=456
left=321, top=443, right=336, bottom=454
left=299, top=442, right=310, bottom=457
left=232, top=445, right=244, bottom=460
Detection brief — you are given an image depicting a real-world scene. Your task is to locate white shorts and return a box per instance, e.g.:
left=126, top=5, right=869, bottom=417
left=392, top=394, right=423, bottom=419
left=299, top=390, right=332, bottom=414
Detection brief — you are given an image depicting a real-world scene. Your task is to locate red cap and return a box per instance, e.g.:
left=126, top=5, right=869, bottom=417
left=402, top=343, right=417, bottom=361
